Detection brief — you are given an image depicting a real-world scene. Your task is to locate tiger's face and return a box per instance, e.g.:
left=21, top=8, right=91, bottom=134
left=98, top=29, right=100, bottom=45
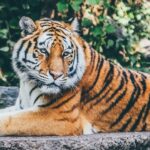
left=12, top=17, right=85, bottom=94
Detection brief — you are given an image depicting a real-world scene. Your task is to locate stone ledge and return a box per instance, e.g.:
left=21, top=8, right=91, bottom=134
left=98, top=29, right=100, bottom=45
left=0, top=133, right=150, bottom=150
left=0, top=86, right=150, bottom=150
left=0, top=86, right=18, bottom=108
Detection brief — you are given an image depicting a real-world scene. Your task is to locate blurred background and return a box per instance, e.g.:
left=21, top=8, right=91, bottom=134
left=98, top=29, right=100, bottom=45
left=0, top=0, right=150, bottom=86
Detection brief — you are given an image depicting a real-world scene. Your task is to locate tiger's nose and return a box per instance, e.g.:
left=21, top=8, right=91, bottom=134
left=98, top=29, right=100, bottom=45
left=49, top=71, right=63, bottom=80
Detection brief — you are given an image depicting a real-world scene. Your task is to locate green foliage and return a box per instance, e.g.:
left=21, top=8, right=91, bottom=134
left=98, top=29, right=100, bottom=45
left=87, top=0, right=100, bottom=5
left=57, top=2, right=68, bottom=12
left=0, top=0, right=150, bottom=86
left=70, top=0, right=83, bottom=12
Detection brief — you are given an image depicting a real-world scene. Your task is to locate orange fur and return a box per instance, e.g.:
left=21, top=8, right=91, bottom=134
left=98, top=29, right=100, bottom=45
left=0, top=18, right=149, bottom=136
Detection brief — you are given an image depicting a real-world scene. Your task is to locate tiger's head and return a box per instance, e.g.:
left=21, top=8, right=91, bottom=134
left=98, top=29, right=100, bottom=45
left=12, top=17, right=86, bottom=95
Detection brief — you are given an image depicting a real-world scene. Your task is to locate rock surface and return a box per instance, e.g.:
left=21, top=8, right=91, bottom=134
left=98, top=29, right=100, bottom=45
left=0, top=86, right=18, bottom=108
left=0, top=133, right=150, bottom=150
left=0, top=86, right=150, bottom=150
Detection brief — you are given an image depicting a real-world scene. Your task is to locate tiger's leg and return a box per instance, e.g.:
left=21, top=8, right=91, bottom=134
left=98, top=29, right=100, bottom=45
left=0, top=107, right=82, bottom=136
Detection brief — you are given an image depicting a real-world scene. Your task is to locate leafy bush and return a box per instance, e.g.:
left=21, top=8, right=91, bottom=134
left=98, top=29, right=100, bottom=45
left=0, top=0, right=150, bottom=86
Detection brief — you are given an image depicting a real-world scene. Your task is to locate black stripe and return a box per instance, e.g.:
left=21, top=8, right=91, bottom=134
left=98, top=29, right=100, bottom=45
left=55, top=116, right=79, bottom=123
left=33, top=36, right=38, bottom=42
left=68, top=48, right=78, bottom=77
left=16, top=61, right=27, bottom=72
left=111, top=71, right=141, bottom=127
left=119, top=117, right=132, bottom=131
left=23, top=59, right=37, bottom=64
left=103, top=88, right=127, bottom=115
left=142, top=123, right=147, bottom=131
left=106, top=75, right=124, bottom=103
left=19, top=98, right=23, bottom=109
left=43, top=28, right=52, bottom=32
left=40, top=23, right=50, bottom=27
left=92, top=89, right=110, bottom=106
left=90, top=48, right=95, bottom=62
left=29, top=85, right=39, bottom=96
left=89, top=49, right=95, bottom=73
left=38, top=95, right=62, bottom=108
left=55, top=28, right=67, bottom=35
left=20, top=105, right=23, bottom=109
left=54, top=33, right=67, bottom=39
left=47, top=28, right=55, bottom=32
left=52, top=22, right=63, bottom=27
left=98, top=63, right=114, bottom=89
left=93, top=69, right=122, bottom=106
left=46, top=33, right=54, bottom=37
left=24, top=41, right=32, bottom=61
left=82, top=56, right=103, bottom=103
left=69, top=65, right=74, bottom=72
left=122, top=70, right=128, bottom=83
left=39, top=37, right=52, bottom=46
left=84, top=55, right=102, bottom=92
left=60, top=104, right=79, bottom=113
left=46, top=27, right=67, bottom=35
left=16, top=40, right=26, bottom=58
left=85, top=63, right=114, bottom=104
left=142, top=98, right=150, bottom=122
left=140, top=73, right=147, bottom=79
left=52, top=94, right=76, bottom=109
left=33, top=94, right=43, bottom=104
left=130, top=104, right=146, bottom=131
left=140, top=75, right=147, bottom=94
left=33, top=62, right=41, bottom=69
left=68, top=52, right=76, bottom=73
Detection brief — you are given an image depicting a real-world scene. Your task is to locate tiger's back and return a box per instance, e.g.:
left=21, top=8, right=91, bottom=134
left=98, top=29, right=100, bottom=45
left=80, top=46, right=150, bottom=132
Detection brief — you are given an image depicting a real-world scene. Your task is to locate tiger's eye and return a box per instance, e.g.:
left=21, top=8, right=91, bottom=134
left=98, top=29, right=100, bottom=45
left=62, top=51, right=70, bottom=57
left=40, top=48, right=47, bottom=53
left=39, top=48, right=49, bottom=56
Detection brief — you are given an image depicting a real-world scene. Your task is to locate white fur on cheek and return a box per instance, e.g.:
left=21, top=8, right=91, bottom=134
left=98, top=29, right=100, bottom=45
left=12, top=39, right=25, bottom=77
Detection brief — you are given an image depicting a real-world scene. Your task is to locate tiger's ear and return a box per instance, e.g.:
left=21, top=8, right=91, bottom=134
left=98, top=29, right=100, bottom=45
left=71, top=18, right=79, bottom=32
left=19, top=16, right=37, bottom=36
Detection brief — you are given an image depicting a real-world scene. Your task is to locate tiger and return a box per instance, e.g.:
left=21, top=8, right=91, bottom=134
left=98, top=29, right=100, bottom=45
left=0, top=16, right=149, bottom=136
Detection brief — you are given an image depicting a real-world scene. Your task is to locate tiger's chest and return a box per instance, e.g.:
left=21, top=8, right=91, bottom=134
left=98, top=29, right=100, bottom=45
left=18, top=80, right=48, bottom=109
